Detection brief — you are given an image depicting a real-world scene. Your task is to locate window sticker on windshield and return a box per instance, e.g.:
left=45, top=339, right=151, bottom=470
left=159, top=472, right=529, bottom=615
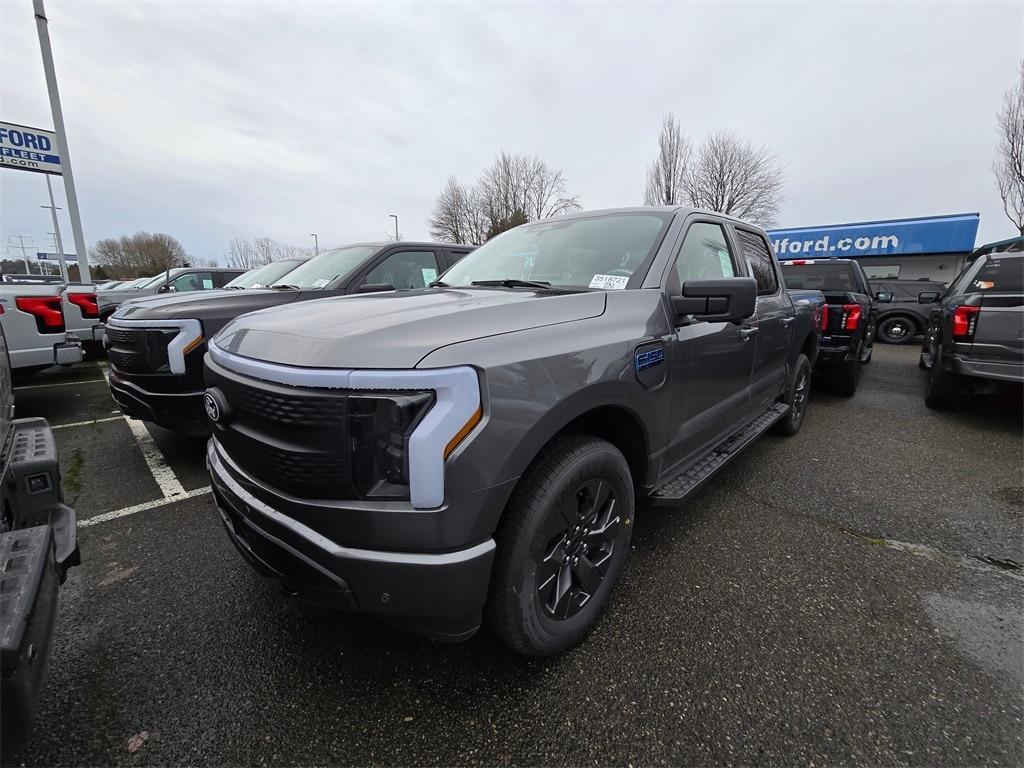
left=312, top=278, right=330, bottom=288
left=589, top=274, right=629, bottom=290
left=422, top=268, right=438, bottom=284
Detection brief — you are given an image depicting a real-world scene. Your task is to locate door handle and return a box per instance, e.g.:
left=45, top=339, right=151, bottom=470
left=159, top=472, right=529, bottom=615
left=781, top=317, right=794, bottom=328
left=738, top=327, right=759, bottom=341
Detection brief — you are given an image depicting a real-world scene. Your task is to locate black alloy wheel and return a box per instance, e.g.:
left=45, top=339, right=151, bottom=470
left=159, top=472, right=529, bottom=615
left=536, top=478, right=621, bottom=620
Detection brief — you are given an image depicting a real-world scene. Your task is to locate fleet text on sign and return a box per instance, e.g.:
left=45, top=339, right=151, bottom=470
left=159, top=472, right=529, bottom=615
left=0, top=121, right=62, bottom=175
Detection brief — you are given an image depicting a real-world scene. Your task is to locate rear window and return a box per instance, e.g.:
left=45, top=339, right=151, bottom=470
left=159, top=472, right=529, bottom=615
left=781, top=262, right=856, bottom=292
left=972, top=257, right=1024, bottom=292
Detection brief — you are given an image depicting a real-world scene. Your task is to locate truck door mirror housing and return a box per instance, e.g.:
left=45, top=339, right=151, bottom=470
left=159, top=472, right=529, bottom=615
left=874, top=290, right=894, bottom=303
left=672, top=278, right=757, bottom=324
left=917, top=290, right=941, bottom=304
left=356, top=282, right=395, bottom=294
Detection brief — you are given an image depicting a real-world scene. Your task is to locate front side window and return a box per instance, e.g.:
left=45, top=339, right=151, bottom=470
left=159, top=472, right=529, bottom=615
left=360, top=251, right=439, bottom=290
left=736, top=229, right=777, bottom=295
left=440, top=212, right=671, bottom=290
left=169, top=271, right=214, bottom=292
left=274, top=246, right=378, bottom=289
left=675, top=222, right=735, bottom=287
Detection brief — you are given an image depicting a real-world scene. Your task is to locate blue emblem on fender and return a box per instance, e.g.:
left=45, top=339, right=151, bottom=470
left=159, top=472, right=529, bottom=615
left=635, top=348, right=665, bottom=372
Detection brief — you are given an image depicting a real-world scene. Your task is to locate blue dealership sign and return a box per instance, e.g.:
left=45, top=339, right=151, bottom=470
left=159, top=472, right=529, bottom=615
left=768, top=212, right=979, bottom=259
left=0, top=121, right=62, bottom=176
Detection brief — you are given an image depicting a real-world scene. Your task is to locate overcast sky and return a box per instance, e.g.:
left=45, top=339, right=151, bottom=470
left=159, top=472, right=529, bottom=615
left=1, top=1, right=1021, bottom=265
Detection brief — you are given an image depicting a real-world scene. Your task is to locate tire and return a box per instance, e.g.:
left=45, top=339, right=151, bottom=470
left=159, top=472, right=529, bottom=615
left=924, top=348, right=963, bottom=409
left=878, top=315, right=918, bottom=345
left=487, top=435, right=634, bottom=657
left=826, top=345, right=861, bottom=397
left=774, top=353, right=812, bottom=436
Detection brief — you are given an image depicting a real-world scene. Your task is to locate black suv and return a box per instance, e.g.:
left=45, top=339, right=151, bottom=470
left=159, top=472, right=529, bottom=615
left=105, top=242, right=472, bottom=433
left=870, top=278, right=948, bottom=344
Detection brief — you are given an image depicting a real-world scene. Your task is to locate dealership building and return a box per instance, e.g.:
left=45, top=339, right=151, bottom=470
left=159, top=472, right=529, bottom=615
left=767, top=212, right=980, bottom=282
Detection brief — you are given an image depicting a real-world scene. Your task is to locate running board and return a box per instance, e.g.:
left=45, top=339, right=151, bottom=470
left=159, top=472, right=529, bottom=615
left=651, top=402, right=790, bottom=506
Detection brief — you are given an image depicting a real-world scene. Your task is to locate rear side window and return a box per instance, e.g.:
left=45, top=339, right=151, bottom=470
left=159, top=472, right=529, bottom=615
left=972, top=257, right=1024, bottom=292
left=736, top=230, right=778, bottom=295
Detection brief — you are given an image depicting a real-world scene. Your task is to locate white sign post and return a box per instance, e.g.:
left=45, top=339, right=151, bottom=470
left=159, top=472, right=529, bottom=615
left=31, top=0, right=91, bottom=284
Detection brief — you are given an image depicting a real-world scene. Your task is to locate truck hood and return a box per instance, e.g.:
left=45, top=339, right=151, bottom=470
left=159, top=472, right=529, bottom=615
left=213, top=288, right=607, bottom=369
left=111, top=289, right=303, bottom=326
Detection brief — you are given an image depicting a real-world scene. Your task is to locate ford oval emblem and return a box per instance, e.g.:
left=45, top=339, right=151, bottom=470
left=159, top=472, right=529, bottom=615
left=204, top=388, right=230, bottom=425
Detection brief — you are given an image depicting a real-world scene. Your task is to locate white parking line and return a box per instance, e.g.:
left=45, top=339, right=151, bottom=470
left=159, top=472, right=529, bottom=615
left=79, top=487, right=212, bottom=528
left=100, top=367, right=189, bottom=500
left=14, top=378, right=106, bottom=390
left=53, top=416, right=122, bottom=430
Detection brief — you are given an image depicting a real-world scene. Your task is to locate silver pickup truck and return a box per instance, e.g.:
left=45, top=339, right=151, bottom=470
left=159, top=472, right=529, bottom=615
left=0, top=282, right=100, bottom=379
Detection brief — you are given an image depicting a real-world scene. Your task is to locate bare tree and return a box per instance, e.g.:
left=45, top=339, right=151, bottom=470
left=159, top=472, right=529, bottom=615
left=225, top=238, right=259, bottom=269
left=643, top=113, right=692, bottom=205
left=225, top=237, right=313, bottom=268
left=90, top=232, right=188, bottom=278
left=683, top=131, right=784, bottom=226
left=994, top=62, right=1024, bottom=235
left=428, top=153, right=581, bottom=244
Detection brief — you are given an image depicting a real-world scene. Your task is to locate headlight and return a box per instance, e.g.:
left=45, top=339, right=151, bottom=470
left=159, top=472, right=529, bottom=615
left=349, top=392, right=434, bottom=498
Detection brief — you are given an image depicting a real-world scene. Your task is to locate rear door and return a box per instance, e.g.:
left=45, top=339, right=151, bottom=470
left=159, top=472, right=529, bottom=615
left=734, top=226, right=790, bottom=407
left=969, top=255, right=1024, bottom=362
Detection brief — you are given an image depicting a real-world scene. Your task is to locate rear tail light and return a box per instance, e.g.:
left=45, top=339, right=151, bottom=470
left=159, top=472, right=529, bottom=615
left=16, top=296, right=65, bottom=333
left=819, top=305, right=828, bottom=331
left=67, top=292, right=99, bottom=319
left=840, top=304, right=861, bottom=332
left=951, top=305, right=980, bottom=341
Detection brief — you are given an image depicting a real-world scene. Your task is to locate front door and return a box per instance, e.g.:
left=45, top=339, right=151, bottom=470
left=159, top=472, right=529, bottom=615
left=665, top=220, right=757, bottom=472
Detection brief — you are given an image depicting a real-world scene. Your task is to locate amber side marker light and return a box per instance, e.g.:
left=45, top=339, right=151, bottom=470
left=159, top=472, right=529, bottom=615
left=445, top=407, right=482, bottom=459
left=182, top=336, right=205, bottom=355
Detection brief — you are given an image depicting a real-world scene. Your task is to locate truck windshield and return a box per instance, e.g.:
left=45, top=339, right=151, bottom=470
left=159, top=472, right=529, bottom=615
left=781, top=263, right=855, bottom=292
left=271, top=246, right=377, bottom=289
left=225, top=259, right=306, bottom=289
left=136, top=270, right=186, bottom=289
left=440, top=212, right=671, bottom=290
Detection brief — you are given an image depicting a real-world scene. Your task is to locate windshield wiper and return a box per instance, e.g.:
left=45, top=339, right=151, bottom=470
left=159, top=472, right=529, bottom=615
left=429, top=280, right=453, bottom=288
left=471, top=279, right=551, bottom=289
left=270, top=284, right=301, bottom=290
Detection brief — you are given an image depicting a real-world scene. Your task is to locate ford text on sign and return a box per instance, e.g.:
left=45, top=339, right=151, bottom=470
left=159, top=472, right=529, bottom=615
left=0, top=121, right=62, bottom=175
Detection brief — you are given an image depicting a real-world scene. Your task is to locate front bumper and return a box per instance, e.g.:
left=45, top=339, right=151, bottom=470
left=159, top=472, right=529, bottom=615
left=107, top=370, right=208, bottom=433
left=207, top=440, right=496, bottom=641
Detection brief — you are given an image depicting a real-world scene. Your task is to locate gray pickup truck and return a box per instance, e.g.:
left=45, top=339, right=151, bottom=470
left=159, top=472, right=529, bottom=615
left=918, top=251, right=1023, bottom=407
left=204, top=207, right=824, bottom=656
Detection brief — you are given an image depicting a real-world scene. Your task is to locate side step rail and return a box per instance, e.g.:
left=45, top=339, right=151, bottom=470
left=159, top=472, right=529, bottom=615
left=651, top=402, right=790, bottom=506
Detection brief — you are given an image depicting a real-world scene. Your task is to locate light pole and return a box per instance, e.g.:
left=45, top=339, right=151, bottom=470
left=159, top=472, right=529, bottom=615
left=389, top=214, right=399, bottom=241
left=42, top=174, right=69, bottom=282
left=310, top=233, right=318, bottom=255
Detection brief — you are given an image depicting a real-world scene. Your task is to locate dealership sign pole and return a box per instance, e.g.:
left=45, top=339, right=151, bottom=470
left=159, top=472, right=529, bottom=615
left=31, top=0, right=91, bottom=284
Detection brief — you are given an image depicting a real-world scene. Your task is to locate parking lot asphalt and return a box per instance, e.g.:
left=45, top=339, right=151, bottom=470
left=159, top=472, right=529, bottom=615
left=13, top=346, right=1024, bottom=766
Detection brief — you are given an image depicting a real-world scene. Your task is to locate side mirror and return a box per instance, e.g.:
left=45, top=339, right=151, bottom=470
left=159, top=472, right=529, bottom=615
left=874, top=290, right=894, bottom=303
left=918, top=290, right=941, bottom=304
left=672, top=277, right=757, bottom=324
left=356, top=282, right=395, bottom=294
left=157, top=284, right=171, bottom=293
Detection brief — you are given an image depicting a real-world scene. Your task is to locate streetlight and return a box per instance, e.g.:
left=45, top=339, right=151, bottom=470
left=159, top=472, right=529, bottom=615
left=389, top=215, right=399, bottom=241
left=310, top=233, right=318, bottom=255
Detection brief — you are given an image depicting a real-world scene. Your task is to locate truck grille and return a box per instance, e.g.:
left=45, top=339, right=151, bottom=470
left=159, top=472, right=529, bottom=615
left=105, top=326, right=174, bottom=374
left=205, top=358, right=355, bottom=500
